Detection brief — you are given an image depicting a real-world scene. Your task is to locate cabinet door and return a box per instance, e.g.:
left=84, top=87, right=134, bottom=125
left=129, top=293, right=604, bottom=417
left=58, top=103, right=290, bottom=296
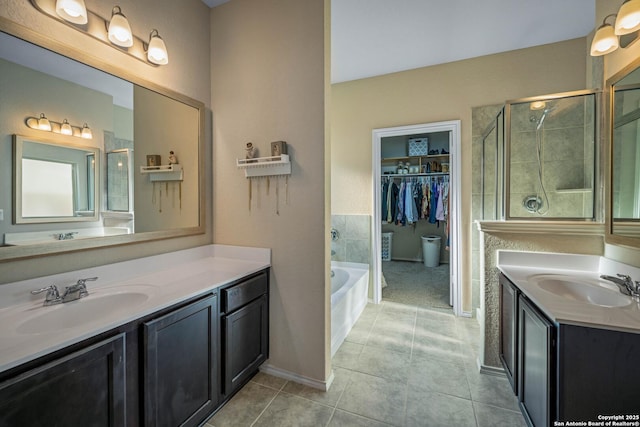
left=223, top=294, right=268, bottom=396
left=518, top=296, right=554, bottom=427
left=0, top=333, right=126, bottom=426
left=499, top=274, right=518, bottom=393
left=144, top=295, right=218, bottom=427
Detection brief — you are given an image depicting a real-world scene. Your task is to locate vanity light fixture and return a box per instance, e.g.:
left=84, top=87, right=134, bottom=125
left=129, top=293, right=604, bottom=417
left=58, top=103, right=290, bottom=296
left=29, top=0, right=169, bottom=66
left=60, top=119, right=73, bottom=135
left=55, top=0, right=87, bottom=24
left=107, top=6, right=133, bottom=48
left=615, top=0, right=640, bottom=35
left=25, top=114, right=93, bottom=139
left=146, top=29, right=169, bottom=65
left=591, top=14, right=620, bottom=56
left=37, top=113, right=52, bottom=131
left=81, top=123, right=93, bottom=139
left=590, top=0, right=640, bottom=56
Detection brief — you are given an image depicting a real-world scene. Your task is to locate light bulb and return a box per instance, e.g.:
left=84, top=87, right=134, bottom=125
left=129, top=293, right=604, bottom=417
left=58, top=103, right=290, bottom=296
left=81, top=123, right=93, bottom=139
left=615, top=0, right=640, bottom=35
left=108, top=6, right=133, bottom=47
left=147, top=30, right=169, bottom=65
left=38, top=113, right=52, bottom=131
left=590, top=23, right=619, bottom=56
left=60, top=119, right=73, bottom=135
left=55, top=0, right=88, bottom=25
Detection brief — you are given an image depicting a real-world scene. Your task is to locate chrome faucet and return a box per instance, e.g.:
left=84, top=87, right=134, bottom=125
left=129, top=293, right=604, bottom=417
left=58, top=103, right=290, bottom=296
left=31, top=277, right=97, bottom=306
left=55, top=232, right=78, bottom=240
left=600, top=274, right=640, bottom=298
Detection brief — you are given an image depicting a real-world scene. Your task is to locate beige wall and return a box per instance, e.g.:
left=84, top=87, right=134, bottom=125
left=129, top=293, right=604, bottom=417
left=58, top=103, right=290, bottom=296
left=0, top=0, right=212, bottom=282
left=211, top=0, right=330, bottom=384
left=331, top=38, right=588, bottom=312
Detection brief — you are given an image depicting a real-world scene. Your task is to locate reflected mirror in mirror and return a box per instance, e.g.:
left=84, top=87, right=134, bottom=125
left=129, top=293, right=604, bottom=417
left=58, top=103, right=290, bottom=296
left=611, top=66, right=640, bottom=239
left=14, top=135, right=99, bottom=222
left=0, top=29, right=204, bottom=257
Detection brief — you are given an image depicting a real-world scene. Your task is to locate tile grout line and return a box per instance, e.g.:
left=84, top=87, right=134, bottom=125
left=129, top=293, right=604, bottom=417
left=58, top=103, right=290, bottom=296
left=248, top=380, right=288, bottom=427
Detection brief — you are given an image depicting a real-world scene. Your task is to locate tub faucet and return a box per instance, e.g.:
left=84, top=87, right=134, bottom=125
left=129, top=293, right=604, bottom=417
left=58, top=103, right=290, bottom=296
left=600, top=274, right=640, bottom=298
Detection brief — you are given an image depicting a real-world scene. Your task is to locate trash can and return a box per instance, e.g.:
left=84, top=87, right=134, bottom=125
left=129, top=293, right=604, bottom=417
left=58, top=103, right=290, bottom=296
left=421, top=235, right=441, bottom=267
left=381, top=232, right=394, bottom=261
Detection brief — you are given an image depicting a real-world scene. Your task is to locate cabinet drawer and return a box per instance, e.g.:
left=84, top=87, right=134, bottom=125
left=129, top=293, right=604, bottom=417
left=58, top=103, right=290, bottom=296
left=222, top=272, right=268, bottom=313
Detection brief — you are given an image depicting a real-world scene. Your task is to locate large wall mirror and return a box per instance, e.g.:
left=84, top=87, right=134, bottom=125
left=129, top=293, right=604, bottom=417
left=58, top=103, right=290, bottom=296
left=606, top=57, right=640, bottom=247
left=0, top=22, right=205, bottom=261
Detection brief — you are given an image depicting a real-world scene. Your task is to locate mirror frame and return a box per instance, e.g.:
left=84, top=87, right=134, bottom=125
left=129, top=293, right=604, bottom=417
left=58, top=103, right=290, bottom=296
left=0, top=18, right=206, bottom=262
left=13, top=134, right=101, bottom=224
left=605, top=54, right=640, bottom=250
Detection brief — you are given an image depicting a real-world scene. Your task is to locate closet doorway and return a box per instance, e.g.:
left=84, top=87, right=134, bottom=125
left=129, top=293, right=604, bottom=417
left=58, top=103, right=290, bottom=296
left=372, top=121, right=463, bottom=316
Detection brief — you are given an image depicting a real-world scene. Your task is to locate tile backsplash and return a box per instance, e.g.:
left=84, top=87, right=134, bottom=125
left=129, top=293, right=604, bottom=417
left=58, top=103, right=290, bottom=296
left=331, top=215, right=371, bottom=264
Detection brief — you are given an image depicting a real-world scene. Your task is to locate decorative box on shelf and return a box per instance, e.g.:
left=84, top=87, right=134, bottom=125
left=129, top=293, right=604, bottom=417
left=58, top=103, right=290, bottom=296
left=140, top=164, right=183, bottom=181
left=237, top=154, right=291, bottom=178
left=408, top=137, right=429, bottom=156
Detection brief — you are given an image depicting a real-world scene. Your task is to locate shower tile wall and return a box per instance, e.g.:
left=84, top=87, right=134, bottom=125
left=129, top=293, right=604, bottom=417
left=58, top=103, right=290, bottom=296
left=471, top=104, right=503, bottom=316
left=509, top=95, right=595, bottom=219
left=104, top=131, right=133, bottom=212
left=331, top=215, right=371, bottom=264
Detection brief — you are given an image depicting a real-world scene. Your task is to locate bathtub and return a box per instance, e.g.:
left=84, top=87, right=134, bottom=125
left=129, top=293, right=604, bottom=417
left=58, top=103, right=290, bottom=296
left=331, top=261, right=369, bottom=356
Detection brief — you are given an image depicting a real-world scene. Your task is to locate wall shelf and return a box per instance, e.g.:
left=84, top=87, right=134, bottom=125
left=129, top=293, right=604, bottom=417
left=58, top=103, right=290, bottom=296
left=237, top=154, right=291, bottom=178
left=140, top=164, right=183, bottom=181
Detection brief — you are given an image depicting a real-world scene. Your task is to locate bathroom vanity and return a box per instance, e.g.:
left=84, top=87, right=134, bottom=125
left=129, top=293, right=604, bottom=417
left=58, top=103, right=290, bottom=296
left=0, top=245, right=270, bottom=426
left=498, top=251, right=640, bottom=427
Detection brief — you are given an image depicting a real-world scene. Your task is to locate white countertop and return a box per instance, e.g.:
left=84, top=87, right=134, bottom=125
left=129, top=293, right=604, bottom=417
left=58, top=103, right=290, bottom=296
left=497, top=251, right=640, bottom=334
left=0, top=244, right=271, bottom=373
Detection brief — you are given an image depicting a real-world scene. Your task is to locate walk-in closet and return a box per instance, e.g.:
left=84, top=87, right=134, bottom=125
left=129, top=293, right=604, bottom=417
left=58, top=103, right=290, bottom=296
left=380, top=131, right=452, bottom=309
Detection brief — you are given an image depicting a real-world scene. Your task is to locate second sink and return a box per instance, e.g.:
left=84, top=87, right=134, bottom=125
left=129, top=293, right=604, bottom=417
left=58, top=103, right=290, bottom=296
left=531, top=275, right=633, bottom=308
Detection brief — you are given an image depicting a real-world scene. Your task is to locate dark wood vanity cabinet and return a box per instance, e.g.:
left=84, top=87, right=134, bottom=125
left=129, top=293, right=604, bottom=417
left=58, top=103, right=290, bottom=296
left=518, top=295, right=553, bottom=427
left=0, top=268, right=270, bottom=426
left=143, top=294, right=218, bottom=427
left=220, top=271, right=269, bottom=399
left=499, top=274, right=518, bottom=392
left=0, top=334, right=127, bottom=426
left=500, top=273, right=640, bottom=426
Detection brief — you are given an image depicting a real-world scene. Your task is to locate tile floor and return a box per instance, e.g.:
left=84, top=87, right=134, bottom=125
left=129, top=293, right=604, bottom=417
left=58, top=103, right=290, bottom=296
left=382, top=261, right=450, bottom=309
left=206, top=301, right=526, bottom=426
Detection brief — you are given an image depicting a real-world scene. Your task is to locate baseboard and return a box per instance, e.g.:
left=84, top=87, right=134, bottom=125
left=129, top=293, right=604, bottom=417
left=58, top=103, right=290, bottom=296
left=259, top=364, right=334, bottom=391
left=476, top=358, right=506, bottom=377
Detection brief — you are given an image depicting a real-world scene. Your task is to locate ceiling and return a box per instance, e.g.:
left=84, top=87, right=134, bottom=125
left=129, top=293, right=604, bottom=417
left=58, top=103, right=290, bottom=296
left=203, top=0, right=596, bottom=84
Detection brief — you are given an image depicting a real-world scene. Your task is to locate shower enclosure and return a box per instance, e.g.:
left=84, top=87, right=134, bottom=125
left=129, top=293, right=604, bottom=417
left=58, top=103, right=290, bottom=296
left=481, top=90, right=598, bottom=220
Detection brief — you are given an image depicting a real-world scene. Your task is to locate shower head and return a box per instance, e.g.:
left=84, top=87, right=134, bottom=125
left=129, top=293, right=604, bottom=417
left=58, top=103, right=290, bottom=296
left=535, top=105, right=556, bottom=130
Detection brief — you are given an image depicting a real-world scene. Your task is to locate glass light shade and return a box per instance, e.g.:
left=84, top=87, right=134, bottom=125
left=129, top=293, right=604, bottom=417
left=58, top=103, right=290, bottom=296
left=55, top=0, right=88, bottom=25
left=81, top=123, right=93, bottom=139
left=590, top=24, right=619, bottom=56
left=38, top=113, right=52, bottom=131
left=60, top=119, right=73, bottom=135
left=615, top=0, right=640, bottom=35
left=108, top=8, right=133, bottom=47
left=147, top=32, right=169, bottom=65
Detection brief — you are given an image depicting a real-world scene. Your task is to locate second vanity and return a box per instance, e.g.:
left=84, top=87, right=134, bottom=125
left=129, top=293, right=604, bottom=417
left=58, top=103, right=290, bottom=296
left=0, top=244, right=270, bottom=426
left=497, top=251, right=640, bottom=427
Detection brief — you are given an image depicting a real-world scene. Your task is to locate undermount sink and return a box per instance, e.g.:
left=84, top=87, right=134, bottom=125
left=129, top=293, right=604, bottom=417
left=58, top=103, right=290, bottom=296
left=531, top=275, right=633, bottom=308
left=16, top=286, right=154, bottom=335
